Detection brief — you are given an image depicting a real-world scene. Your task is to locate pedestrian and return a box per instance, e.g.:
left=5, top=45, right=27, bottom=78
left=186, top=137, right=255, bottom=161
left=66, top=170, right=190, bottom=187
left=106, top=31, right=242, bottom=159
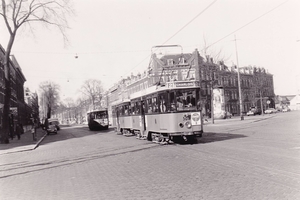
left=16, top=123, right=23, bottom=140
left=9, top=114, right=14, bottom=140
left=32, top=119, right=38, bottom=141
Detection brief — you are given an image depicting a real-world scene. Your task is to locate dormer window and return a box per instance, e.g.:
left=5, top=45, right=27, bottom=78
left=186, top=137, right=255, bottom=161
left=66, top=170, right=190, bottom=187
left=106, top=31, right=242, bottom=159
left=167, top=59, right=173, bottom=66
left=180, top=57, right=185, bottom=64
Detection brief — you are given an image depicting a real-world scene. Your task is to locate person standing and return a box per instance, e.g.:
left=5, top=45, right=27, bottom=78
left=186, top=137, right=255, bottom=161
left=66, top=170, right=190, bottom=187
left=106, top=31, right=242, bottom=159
left=9, top=114, right=14, bottom=140
left=16, top=123, right=22, bottom=140
left=32, top=119, right=38, bottom=141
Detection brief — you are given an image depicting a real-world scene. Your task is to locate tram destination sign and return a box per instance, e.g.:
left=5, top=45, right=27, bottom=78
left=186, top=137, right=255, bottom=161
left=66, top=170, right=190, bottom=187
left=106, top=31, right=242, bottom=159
left=167, top=81, right=200, bottom=88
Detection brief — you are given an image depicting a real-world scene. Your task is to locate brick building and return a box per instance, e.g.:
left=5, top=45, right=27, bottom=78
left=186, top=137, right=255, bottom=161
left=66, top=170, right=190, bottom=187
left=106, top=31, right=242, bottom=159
left=0, top=45, right=34, bottom=130
left=107, top=48, right=275, bottom=117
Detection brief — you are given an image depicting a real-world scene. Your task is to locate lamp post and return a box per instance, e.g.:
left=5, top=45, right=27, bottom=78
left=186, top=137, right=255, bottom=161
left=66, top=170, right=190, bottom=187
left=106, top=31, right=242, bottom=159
left=234, top=35, right=244, bottom=120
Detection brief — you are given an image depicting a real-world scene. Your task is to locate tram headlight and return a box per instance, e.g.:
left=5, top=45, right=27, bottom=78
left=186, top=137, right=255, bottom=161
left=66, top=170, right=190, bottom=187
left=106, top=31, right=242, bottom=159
left=185, top=121, right=192, bottom=129
left=179, top=123, right=184, bottom=128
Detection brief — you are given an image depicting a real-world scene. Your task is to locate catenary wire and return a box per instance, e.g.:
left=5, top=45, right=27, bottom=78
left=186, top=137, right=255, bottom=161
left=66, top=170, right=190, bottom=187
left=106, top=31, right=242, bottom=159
left=120, top=0, right=218, bottom=77
left=119, top=0, right=289, bottom=81
left=201, top=0, right=290, bottom=51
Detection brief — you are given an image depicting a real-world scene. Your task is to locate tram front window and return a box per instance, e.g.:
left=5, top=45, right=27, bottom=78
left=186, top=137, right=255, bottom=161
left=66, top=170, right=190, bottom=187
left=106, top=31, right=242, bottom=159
left=94, top=112, right=107, bottom=119
left=176, top=89, right=197, bottom=111
left=88, top=111, right=106, bottom=119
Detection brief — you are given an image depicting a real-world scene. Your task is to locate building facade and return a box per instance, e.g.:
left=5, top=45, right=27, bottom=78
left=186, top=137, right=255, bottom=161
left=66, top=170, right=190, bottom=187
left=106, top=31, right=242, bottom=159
left=107, top=48, right=275, bottom=117
left=0, top=45, right=34, bottom=130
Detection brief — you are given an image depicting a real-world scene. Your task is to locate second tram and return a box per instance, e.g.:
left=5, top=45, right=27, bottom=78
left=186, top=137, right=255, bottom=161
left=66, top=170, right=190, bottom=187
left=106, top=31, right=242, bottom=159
left=87, top=109, right=109, bottom=130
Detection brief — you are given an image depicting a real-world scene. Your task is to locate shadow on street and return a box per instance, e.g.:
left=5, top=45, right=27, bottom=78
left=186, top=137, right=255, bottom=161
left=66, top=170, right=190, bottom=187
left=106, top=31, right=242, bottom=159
left=197, top=132, right=246, bottom=144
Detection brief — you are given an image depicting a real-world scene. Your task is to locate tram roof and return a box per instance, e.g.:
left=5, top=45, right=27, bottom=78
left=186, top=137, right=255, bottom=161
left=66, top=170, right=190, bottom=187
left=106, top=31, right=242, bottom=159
left=87, top=109, right=107, bottom=114
left=130, top=80, right=200, bottom=99
left=110, top=98, right=130, bottom=106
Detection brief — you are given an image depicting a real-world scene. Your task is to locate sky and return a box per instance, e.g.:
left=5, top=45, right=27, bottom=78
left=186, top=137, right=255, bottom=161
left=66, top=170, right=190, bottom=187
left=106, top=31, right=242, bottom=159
left=1, top=0, right=300, bottom=102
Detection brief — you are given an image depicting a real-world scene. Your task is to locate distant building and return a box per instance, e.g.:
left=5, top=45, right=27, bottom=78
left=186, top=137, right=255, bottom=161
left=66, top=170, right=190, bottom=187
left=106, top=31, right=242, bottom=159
left=24, top=87, right=39, bottom=121
left=289, top=95, right=300, bottom=110
left=275, top=95, right=300, bottom=111
left=106, top=48, right=275, bottom=117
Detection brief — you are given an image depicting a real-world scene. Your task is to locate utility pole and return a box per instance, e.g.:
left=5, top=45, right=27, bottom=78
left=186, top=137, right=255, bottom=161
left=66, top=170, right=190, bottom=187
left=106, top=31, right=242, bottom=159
left=211, top=80, right=214, bottom=124
left=234, top=35, right=244, bottom=120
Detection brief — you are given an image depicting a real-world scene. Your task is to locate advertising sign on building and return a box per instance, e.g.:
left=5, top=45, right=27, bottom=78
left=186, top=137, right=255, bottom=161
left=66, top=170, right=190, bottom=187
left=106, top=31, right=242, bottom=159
left=213, top=88, right=225, bottom=118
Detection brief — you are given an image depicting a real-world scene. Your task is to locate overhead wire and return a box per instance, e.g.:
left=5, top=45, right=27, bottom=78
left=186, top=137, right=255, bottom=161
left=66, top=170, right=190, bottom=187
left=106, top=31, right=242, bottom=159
left=202, top=0, right=290, bottom=51
left=119, top=0, right=289, bottom=80
left=121, top=0, right=218, bottom=77
left=123, top=0, right=289, bottom=79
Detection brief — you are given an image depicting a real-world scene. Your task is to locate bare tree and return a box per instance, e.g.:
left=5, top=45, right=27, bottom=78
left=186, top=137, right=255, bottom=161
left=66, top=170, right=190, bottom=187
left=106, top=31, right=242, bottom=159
left=80, top=79, right=104, bottom=110
left=200, top=35, right=231, bottom=64
left=39, top=81, right=60, bottom=119
left=0, top=0, right=73, bottom=143
left=63, top=97, right=75, bottom=108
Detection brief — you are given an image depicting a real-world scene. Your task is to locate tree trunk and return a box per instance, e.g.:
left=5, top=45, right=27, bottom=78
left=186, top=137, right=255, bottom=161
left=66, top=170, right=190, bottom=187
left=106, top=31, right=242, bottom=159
left=47, top=104, right=51, bottom=119
left=1, top=79, right=10, bottom=144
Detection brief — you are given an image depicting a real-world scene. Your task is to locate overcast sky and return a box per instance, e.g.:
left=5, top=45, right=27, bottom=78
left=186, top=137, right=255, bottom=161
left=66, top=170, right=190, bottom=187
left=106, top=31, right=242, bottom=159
left=1, top=0, right=299, bottom=101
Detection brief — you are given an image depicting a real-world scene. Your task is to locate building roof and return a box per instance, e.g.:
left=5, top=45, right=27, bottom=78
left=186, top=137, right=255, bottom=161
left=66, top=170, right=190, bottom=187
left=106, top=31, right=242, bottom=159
left=159, top=53, right=192, bottom=65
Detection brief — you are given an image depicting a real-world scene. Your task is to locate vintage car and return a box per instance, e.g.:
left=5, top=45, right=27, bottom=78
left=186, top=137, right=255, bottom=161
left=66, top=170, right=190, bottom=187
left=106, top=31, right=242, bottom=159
left=247, top=107, right=261, bottom=116
left=47, top=118, right=60, bottom=134
left=264, top=108, right=277, bottom=114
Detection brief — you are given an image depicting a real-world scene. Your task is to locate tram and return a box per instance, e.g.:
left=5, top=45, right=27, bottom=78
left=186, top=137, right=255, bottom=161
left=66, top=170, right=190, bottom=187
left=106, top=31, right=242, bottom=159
left=109, top=45, right=204, bottom=143
left=87, top=109, right=109, bottom=130
left=112, top=81, right=203, bottom=143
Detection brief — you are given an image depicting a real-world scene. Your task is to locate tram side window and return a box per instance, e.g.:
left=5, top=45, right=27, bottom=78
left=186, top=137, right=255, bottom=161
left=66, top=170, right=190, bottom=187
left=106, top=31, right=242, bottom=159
left=158, top=93, right=166, bottom=113
left=135, top=101, right=141, bottom=115
left=131, top=102, right=135, bottom=115
left=152, top=97, right=159, bottom=113
left=146, top=98, right=152, bottom=114
left=124, top=104, right=130, bottom=115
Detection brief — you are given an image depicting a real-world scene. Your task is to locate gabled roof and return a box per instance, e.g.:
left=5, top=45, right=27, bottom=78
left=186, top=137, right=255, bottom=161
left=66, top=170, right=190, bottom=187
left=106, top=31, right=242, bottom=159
left=285, top=95, right=296, bottom=101
left=159, top=53, right=192, bottom=65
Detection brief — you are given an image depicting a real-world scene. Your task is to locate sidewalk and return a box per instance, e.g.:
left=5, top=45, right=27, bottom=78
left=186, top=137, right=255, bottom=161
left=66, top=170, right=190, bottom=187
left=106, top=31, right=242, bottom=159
left=0, top=128, right=47, bottom=155
left=203, top=114, right=275, bottom=126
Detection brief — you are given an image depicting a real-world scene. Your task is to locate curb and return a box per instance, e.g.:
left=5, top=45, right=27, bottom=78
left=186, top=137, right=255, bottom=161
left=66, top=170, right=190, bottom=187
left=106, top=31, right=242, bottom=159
left=33, top=131, right=48, bottom=150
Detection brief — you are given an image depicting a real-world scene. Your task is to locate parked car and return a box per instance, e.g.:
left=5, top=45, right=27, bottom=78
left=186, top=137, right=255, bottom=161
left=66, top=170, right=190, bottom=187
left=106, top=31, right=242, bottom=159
left=47, top=118, right=60, bottom=134
left=264, top=108, right=277, bottom=114
left=219, top=111, right=232, bottom=119
left=247, top=107, right=261, bottom=116
left=224, top=111, right=232, bottom=119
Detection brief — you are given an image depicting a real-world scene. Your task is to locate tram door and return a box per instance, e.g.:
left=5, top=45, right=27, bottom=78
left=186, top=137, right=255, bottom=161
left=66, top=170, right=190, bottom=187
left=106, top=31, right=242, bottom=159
left=140, top=100, right=147, bottom=136
left=116, top=106, right=120, bottom=132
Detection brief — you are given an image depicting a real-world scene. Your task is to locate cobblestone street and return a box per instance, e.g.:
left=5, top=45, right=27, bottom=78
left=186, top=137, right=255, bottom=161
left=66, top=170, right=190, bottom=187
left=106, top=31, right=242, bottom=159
left=1, top=112, right=300, bottom=200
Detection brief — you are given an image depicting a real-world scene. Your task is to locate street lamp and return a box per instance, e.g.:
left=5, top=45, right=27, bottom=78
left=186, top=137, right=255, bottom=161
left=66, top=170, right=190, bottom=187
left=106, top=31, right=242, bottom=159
left=234, top=35, right=244, bottom=120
